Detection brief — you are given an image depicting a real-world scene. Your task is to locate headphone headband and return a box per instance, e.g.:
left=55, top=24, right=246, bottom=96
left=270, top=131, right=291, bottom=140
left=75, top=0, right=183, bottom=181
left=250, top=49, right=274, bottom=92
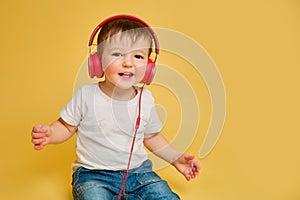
left=88, top=14, right=159, bottom=55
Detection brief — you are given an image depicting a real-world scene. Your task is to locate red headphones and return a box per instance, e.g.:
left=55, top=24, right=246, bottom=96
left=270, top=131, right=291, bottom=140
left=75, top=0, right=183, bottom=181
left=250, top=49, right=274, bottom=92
left=88, top=15, right=160, bottom=85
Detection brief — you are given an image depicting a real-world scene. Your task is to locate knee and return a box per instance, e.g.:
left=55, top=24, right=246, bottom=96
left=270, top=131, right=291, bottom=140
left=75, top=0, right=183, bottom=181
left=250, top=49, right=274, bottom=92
left=136, top=173, right=180, bottom=199
left=73, top=183, right=115, bottom=200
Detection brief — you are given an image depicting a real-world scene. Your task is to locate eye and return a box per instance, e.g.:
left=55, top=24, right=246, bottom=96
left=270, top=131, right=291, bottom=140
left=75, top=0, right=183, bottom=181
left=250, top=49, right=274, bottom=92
left=134, top=54, right=145, bottom=59
left=112, top=52, right=122, bottom=57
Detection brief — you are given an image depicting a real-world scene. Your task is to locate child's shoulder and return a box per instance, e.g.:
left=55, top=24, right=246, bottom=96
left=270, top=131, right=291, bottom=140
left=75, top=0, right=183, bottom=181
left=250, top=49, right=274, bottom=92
left=141, top=87, right=152, bottom=95
left=72, top=83, right=98, bottom=98
left=138, top=87, right=155, bottom=102
left=77, top=83, right=98, bottom=92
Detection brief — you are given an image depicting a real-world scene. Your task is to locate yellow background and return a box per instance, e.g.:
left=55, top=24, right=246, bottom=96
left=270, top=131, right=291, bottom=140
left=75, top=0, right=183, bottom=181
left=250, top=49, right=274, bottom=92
left=1, top=0, right=300, bottom=199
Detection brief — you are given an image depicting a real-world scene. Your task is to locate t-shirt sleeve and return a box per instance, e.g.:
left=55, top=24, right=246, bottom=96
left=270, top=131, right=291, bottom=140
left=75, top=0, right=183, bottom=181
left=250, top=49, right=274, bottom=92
left=144, top=105, right=163, bottom=134
left=60, top=88, right=83, bottom=127
left=143, top=89, right=163, bottom=134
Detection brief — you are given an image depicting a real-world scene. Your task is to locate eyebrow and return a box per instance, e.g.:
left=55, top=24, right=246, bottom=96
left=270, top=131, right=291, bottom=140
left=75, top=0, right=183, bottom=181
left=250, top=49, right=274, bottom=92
left=107, top=47, right=148, bottom=53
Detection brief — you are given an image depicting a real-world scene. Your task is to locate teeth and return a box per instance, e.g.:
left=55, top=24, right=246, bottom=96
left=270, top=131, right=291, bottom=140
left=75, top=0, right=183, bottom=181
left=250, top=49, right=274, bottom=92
left=119, top=72, right=133, bottom=77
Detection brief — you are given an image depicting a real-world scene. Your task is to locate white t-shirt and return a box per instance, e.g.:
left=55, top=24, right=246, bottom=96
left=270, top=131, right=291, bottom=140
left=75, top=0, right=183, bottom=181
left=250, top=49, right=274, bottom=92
left=60, top=83, right=162, bottom=171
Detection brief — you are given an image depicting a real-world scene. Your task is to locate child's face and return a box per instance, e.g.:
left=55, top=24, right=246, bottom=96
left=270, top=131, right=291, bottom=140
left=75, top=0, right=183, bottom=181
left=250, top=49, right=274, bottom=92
left=101, top=33, right=151, bottom=90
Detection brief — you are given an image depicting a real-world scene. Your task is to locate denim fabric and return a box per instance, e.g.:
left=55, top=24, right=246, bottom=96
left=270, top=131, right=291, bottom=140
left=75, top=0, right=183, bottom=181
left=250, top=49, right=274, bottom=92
left=72, top=160, right=180, bottom=200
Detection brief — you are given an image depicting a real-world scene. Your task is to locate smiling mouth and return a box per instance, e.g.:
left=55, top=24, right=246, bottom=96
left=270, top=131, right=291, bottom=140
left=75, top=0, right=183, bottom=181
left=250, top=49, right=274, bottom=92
left=118, top=72, right=134, bottom=77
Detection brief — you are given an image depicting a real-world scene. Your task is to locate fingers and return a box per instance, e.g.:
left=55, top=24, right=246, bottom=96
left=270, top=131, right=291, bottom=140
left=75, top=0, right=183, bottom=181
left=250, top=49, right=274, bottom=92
left=32, top=124, right=48, bottom=134
left=190, top=160, right=200, bottom=178
left=33, top=143, right=45, bottom=150
left=181, top=154, right=200, bottom=181
left=31, top=124, right=49, bottom=150
left=184, top=165, right=199, bottom=181
left=184, top=168, right=196, bottom=181
left=183, top=154, right=200, bottom=171
left=32, top=137, right=46, bottom=145
left=31, top=133, right=46, bottom=150
left=192, top=160, right=200, bottom=172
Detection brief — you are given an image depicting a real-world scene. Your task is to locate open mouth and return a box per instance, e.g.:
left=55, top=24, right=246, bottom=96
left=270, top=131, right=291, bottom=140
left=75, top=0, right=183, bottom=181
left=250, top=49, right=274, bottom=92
left=118, top=72, right=134, bottom=77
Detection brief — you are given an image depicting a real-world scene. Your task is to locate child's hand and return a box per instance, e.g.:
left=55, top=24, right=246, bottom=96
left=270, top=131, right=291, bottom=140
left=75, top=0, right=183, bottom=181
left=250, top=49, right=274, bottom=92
left=172, top=154, right=200, bottom=181
left=31, top=124, right=51, bottom=150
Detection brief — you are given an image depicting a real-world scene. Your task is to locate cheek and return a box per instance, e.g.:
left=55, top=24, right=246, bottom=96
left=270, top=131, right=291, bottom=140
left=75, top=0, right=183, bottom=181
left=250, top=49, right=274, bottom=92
left=101, top=57, right=119, bottom=72
left=103, top=63, right=119, bottom=75
left=136, top=64, right=147, bottom=77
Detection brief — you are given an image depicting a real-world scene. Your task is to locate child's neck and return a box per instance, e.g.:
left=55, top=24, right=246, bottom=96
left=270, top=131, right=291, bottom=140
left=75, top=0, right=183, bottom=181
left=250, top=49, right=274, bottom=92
left=99, top=81, right=137, bottom=101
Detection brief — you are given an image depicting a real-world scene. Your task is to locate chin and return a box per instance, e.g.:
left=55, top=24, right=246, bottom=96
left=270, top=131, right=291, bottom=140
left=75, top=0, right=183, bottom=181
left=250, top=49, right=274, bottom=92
left=115, top=81, right=136, bottom=90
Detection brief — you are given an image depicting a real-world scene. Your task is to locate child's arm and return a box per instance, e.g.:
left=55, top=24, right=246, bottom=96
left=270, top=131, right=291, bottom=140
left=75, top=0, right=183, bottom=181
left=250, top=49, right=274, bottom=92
left=31, top=118, right=77, bottom=150
left=144, top=132, right=200, bottom=181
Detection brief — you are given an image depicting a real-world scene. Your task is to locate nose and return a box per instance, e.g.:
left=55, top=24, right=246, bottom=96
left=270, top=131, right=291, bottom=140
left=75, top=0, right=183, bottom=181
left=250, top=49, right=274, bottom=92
left=122, top=54, right=133, bottom=68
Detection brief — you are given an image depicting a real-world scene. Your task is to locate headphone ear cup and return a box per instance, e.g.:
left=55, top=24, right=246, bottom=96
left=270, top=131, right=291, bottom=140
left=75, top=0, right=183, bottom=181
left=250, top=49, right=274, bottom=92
left=88, top=52, right=104, bottom=78
left=140, top=59, right=156, bottom=85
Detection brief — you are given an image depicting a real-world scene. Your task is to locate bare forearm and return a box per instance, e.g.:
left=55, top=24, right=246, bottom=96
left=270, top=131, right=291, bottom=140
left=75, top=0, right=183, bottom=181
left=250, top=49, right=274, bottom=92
left=144, top=133, right=182, bottom=164
left=32, top=118, right=76, bottom=150
left=48, top=118, right=76, bottom=144
left=144, top=133, right=200, bottom=181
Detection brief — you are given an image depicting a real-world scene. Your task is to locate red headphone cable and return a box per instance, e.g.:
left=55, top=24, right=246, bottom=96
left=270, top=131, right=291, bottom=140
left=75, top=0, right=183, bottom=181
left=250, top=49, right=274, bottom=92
left=118, top=86, right=144, bottom=200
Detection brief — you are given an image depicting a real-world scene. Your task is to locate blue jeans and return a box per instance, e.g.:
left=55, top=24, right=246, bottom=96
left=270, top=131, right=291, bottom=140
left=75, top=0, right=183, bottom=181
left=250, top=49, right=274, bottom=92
left=72, top=160, right=180, bottom=200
